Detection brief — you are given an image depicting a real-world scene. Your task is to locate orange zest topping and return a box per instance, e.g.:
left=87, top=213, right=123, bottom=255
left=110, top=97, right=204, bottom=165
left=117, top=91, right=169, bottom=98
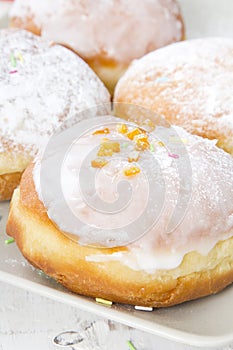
left=117, top=123, right=128, bottom=134
left=92, top=127, right=110, bottom=135
left=124, top=166, right=141, bottom=177
left=91, top=158, right=108, bottom=168
left=134, top=135, right=150, bottom=151
left=97, top=141, right=120, bottom=157
left=128, top=151, right=140, bottom=163
left=126, top=127, right=145, bottom=140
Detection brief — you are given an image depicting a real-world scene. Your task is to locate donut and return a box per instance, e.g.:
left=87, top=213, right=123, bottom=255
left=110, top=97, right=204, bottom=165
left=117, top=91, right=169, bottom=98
left=114, top=37, right=233, bottom=155
left=0, top=29, right=110, bottom=201
left=10, top=0, right=185, bottom=94
left=6, top=117, right=233, bottom=307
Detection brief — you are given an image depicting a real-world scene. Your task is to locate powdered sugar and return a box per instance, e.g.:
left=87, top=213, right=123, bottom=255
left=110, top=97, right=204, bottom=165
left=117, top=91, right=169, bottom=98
left=33, top=119, right=233, bottom=271
left=10, top=0, right=184, bottom=64
left=114, top=37, right=233, bottom=153
left=0, top=29, right=110, bottom=157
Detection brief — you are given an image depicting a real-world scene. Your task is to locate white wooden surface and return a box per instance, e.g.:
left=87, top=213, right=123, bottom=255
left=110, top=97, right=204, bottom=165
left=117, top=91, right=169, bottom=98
left=1, top=281, right=233, bottom=350
left=0, top=282, right=195, bottom=350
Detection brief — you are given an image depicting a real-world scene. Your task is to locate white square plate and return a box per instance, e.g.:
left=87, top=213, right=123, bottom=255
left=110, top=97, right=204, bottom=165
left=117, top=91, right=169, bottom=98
left=0, top=1, right=233, bottom=348
left=1, top=201, right=233, bottom=349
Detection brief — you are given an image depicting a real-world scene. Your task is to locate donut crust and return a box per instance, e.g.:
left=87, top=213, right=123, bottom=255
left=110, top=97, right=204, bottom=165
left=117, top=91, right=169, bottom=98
left=114, top=38, right=233, bottom=155
left=0, top=172, right=22, bottom=201
left=6, top=164, right=233, bottom=307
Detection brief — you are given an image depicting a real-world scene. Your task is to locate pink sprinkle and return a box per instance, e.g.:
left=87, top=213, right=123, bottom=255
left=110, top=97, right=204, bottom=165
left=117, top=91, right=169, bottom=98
left=9, top=70, right=18, bottom=74
left=168, top=153, right=179, bottom=159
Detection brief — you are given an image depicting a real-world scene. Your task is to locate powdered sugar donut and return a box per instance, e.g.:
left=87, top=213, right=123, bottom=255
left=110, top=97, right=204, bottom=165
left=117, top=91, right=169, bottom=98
left=114, top=37, right=233, bottom=155
left=6, top=118, right=233, bottom=307
left=10, top=0, right=185, bottom=93
left=0, top=29, right=110, bottom=201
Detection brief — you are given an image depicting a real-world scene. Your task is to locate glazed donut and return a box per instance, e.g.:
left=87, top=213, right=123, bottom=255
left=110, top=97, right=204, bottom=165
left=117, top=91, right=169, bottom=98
left=114, top=37, right=233, bottom=155
left=0, top=29, right=110, bottom=201
left=6, top=117, right=233, bottom=307
left=10, top=0, right=185, bottom=94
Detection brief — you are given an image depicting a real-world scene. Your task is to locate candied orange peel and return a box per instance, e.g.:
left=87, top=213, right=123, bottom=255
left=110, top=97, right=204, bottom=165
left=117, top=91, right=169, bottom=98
left=126, top=127, right=145, bottom=140
left=134, top=134, right=150, bottom=151
left=92, top=127, right=110, bottom=135
left=124, top=166, right=141, bottom=177
left=117, top=123, right=128, bottom=134
left=97, top=140, right=120, bottom=157
left=91, top=158, right=108, bottom=168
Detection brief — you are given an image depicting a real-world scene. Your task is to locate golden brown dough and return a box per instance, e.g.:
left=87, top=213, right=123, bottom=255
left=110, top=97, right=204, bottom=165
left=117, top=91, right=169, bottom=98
left=114, top=38, right=233, bottom=154
left=0, top=172, right=22, bottom=201
left=0, top=29, right=110, bottom=201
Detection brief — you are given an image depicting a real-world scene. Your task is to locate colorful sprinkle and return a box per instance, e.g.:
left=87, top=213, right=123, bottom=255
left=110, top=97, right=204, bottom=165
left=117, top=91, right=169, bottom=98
left=156, top=76, right=169, bottom=83
left=121, top=142, right=129, bottom=148
left=5, top=238, right=15, bottom=245
left=169, top=137, right=188, bottom=144
left=134, top=305, right=153, bottom=311
left=9, top=70, right=18, bottom=74
left=168, top=153, right=179, bottom=159
left=17, top=52, right=24, bottom=63
left=150, top=143, right=155, bottom=152
left=127, top=340, right=137, bottom=350
left=158, top=141, right=165, bottom=147
left=10, top=53, right=17, bottom=67
left=181, top=138, right=188, bottom=144
left=124, top=166, right=140, bottom=177
left=95, top=298, right=113, bottom=306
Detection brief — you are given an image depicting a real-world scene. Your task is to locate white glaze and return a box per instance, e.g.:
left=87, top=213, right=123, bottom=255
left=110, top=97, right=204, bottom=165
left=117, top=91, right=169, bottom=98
left=33, top=119, right=233, bottom=272
left=0, top=29, right=110, bottom=168
left=10, top=0, right=183, bottom=64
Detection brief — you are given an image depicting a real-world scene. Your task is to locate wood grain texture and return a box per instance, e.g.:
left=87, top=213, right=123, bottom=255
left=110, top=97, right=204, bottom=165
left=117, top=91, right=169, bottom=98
left=0, top=282, right=198, bottom=350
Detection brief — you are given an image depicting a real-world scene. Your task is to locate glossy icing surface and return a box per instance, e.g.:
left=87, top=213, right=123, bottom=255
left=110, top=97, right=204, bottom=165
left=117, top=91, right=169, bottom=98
left=33, top=118, right=233, bottom=272
left=10, top=0, right=184, bottom=63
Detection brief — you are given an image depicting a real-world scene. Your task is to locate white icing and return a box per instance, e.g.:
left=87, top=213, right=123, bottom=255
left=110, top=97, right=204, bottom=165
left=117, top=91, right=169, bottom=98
left=10, top=0, right=183, bottom=64
left=114, top=37, right=233, bottom=150
left=33, top=119, right=233, bottom=272
left=0, top=29, right=110, bottom=163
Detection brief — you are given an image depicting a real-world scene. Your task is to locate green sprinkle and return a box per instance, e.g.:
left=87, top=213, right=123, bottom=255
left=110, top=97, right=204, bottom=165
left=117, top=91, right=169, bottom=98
left=121, top=142, right=129, bottom=148
left=5, top=238, right=15, bottom=245
left=10, top=53, right=17, bottom=68
left=127, top=340, right=137, bottom=350
left=150, top=143, right=155, bottom=152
